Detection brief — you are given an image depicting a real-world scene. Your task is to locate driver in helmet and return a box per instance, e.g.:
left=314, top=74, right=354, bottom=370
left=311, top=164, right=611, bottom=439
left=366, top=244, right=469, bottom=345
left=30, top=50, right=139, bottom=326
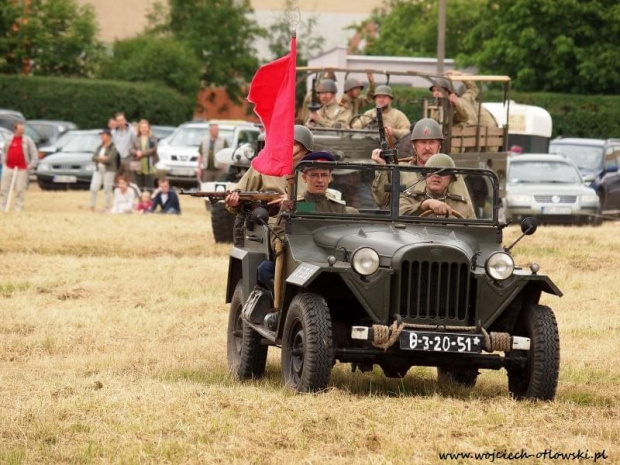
left=399, top=153, right=476, bottom=219
left=350, top=85, right=410, bottom=139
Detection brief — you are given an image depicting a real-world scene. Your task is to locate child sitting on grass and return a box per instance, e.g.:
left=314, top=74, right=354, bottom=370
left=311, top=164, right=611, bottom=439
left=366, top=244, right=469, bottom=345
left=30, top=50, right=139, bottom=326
left=136, top=190, right=153, bottom=214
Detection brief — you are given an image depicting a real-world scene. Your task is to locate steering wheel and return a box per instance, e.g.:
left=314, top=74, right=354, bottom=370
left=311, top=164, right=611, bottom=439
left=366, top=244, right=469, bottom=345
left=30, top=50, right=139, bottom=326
left=348, top=114, right=378, bottom=129
left=419, top=208, right=464, bottom=219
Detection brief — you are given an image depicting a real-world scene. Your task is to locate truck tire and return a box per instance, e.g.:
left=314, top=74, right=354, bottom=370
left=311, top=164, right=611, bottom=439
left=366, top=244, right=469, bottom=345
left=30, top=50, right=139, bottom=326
left=507, top=304, right=560, bottom=401
left=211, top=201, right=235, bottom=243
left=227, top=283, right=268, bottom=380
left=437, top=367, right=479, bottom=387
left=282, top=293, right=333, bottom=392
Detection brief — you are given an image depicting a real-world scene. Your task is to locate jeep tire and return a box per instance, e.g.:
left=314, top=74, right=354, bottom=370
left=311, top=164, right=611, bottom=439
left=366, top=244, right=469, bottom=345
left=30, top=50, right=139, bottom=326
left=282, top=293, right=333, bottom=392
left=507, top=304, right=560, bottom=400
left=227, top=283, right=268, bottom=380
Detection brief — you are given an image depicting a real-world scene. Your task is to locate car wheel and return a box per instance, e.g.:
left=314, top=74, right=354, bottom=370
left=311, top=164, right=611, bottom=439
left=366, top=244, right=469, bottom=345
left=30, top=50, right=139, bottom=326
left=437, top=367, right=479, bottom=387
left=282, top=293, right=333, bottom=392
left=226, top=282, right=268, bottom=380
left=507, top=304, right=560, bottom=401
left=211, top=201, right=236, bottom=243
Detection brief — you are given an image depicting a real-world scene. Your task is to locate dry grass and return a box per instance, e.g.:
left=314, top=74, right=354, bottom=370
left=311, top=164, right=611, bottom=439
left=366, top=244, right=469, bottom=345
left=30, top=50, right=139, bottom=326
left=1, top=186, right=618, bottom=464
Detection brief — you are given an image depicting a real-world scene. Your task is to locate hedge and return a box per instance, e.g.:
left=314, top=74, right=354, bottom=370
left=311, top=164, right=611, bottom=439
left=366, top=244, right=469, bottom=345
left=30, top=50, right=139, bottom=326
left=390, top=87, right=620, bottom=140
left=0, top=75, right=193, bottom=129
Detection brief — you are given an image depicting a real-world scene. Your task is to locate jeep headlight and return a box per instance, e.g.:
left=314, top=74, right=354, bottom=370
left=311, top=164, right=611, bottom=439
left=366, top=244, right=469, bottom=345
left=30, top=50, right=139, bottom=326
left=351, top=247, right=380, bottom=276
left=485, top=252, right=514, bottom=281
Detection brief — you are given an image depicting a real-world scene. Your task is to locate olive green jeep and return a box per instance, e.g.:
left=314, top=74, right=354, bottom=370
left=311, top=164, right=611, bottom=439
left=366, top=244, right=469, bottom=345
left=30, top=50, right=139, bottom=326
left=225, top=160, right=562, bottom=400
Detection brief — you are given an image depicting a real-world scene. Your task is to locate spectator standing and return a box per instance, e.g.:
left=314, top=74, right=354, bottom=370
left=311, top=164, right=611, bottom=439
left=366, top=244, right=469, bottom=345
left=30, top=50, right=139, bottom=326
left=89, top=128, right=119, bottom=212
left=150, top=177, right=181, bottom=214
left=197, top=124, right=227, bottom=184
left=107, top=118, right=117, bottom=131
left=0, top=122, right=37, bottom=212
left=111, top=175, right=136, bottom=214
left=130, top=119, right=158, bottom=189
left=112, top=112, right=136, bottom=176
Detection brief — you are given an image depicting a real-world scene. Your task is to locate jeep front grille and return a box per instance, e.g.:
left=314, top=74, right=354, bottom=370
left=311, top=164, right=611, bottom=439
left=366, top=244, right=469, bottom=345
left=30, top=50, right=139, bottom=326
left=399, top=260, right=471, bottom=323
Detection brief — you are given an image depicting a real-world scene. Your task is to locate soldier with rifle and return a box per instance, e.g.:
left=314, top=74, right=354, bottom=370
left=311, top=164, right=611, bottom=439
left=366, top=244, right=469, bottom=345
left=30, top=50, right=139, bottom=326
left=370, top=118, right=472, bottom=209
left=350, top=85, right=410, bottom=139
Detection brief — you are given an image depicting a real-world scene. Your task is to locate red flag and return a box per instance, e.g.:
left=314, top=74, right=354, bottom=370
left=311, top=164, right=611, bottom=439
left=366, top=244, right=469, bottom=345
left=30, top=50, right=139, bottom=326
left=248, top=36, right=297, bottom=176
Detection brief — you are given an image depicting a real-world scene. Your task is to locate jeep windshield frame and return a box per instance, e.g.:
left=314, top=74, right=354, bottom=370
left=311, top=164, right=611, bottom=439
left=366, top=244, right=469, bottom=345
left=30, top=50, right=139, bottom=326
left=291, top=161, right=500, bottom=225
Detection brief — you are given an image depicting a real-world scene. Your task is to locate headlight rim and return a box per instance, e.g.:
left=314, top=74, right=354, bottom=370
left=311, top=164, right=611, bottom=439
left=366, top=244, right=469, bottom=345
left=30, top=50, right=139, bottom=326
left=350, top=246, right=380, bottom=276
left=485, top=251, right=514, bottom=281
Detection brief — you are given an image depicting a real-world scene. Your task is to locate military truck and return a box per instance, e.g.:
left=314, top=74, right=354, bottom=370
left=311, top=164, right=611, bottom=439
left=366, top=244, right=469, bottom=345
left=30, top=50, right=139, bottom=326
left=226, top=160, right=561, bottom=400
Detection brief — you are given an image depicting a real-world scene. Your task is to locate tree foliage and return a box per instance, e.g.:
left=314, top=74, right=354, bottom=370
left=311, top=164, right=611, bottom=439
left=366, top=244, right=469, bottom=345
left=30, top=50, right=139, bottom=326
left=350, top=0, right=485, bottom=58
left=98, top=36, right=202, bottom=97
left=459, top=0, right=620, bottom=94
left=0, top=0, right=101, bottom=76
left=165, top=0, right=265, bottom=101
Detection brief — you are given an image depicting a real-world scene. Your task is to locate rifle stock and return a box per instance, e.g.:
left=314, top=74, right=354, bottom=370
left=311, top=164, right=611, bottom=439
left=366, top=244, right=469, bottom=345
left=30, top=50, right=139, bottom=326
left=180, top=189, right=283, bottom=204
left=376, top=106, right=399, bottom=164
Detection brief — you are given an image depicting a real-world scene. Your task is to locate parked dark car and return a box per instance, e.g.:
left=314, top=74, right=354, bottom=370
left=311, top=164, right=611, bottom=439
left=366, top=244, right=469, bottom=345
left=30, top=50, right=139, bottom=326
left=549, top=138, right=620, bottom=214
left=28, top=120, right=78, bottom=146
left=35, top=130, right=100, bottom=190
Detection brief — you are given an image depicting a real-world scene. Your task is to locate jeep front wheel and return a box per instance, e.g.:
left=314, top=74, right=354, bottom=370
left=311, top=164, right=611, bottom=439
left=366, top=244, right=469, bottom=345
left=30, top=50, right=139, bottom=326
left=281, top=293, right=333, bottom=392
left=507, top=304, right=560, bottom=400
left=227, top=283, right=268, bottom=380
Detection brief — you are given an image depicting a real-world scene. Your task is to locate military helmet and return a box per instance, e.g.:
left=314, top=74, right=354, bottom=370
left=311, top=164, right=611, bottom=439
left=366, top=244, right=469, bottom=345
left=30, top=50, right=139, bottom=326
left=425, top=153, right=455, bottom=169
left=411, top=118, right=444, bottom=141
left=317, top=79, right=337, bottom=94
left=294, top=125, right=314, bottom=151
left=429, top=77, right=454, bottom=94
left=374, top=84, right=394, bottom=98
left=344, top=77, right=363, bottom=92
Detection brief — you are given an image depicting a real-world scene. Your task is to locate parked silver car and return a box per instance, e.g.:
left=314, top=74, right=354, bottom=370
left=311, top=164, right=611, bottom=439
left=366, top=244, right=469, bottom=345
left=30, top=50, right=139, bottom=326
left=503, top=154, right=600, bottom=225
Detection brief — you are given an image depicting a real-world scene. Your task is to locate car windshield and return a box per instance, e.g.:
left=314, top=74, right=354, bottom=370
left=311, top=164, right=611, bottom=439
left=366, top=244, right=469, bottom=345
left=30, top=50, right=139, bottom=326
left=549, top=143, right=602, bottom=171
left=60, top=133, right=101, bottom=153
left=168, top=126, right=234, bottom=147
left=151, top=126, right=175, bottom=140
left=291, top=162, right=497, bottom=222
left=509, top=160, right=582, bottom=184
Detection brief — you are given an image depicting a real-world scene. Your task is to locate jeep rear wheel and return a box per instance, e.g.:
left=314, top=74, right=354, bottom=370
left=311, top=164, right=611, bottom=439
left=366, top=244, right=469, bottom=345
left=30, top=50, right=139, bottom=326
left=437, top=367, right=479, bottom=387
left=227, top=283, right=268, bottom=380
left=507, top=304, right=560, bottom=400
left=282, top=293, right=333, bottom=392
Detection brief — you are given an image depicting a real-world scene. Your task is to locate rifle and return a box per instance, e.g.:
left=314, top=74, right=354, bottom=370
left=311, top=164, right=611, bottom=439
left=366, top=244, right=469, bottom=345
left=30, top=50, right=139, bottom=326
left=180, top=189, right=283, bottom=203
left=308, top=77, right=321, bottom=113
left=376, top=106, right=399, bottom=164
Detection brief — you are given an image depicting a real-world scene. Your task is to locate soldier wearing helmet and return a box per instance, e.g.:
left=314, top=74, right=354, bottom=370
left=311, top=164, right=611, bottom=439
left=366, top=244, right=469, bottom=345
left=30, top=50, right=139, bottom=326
left=371, top=118, right=472, bottom=208
left=399, top=153, right=475, bottom=219
left=305, top=79, right=352, bottom=128
left=225, top=125, right=314, bottom=224
left=351, top=84, right=411, bottom=139
left=339, top=72, right=376, bottom=116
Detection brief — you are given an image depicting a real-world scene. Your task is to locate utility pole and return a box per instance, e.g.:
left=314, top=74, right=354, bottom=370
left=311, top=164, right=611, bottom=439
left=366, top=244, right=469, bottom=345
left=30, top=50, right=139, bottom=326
left=437, top=0, right=446, bottom=73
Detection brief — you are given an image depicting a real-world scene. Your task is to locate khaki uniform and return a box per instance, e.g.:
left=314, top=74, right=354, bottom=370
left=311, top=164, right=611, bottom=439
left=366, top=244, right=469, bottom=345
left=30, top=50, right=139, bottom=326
left=306, top=98, right=352, bottom=128
left=372, top=162, right=473, bottom=209
left=399, top=186, right=476, bottom=219
left=339, top=82, right=376, bottom=116
left=460, top=80, right=498, bottom=129
left=352, top=106, right=411, bottom=139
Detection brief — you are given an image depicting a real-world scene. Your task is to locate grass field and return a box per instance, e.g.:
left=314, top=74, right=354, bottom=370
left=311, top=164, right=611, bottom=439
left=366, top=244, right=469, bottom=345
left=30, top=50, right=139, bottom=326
left=1, top=186, right=618, bottom=464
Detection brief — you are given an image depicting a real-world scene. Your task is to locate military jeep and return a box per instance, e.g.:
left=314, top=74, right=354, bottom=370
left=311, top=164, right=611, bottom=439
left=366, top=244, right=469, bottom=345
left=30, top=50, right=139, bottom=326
left=225, top=160, right=561, bottom=400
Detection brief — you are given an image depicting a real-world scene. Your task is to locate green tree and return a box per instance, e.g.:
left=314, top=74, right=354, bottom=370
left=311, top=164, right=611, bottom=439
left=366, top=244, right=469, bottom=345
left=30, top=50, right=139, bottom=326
left=460, top=0, right=620, bottom=94
left=350, top=0, right=485, bottom=58
left=165, top=0, right=265, bottom=101
left=0, top=0, right=101, bottom=76
left=98, top=36, right=202, bottom=97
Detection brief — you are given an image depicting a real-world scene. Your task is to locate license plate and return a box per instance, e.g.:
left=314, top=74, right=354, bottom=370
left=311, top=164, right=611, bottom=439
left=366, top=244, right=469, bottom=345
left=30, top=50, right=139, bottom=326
left=541, top=206, right=572, bottom=215
left=399, top=331, right=483, bottom=354
left=169, top=168, right=196, bottom=177
left=53, top=175, right=77, bottom=183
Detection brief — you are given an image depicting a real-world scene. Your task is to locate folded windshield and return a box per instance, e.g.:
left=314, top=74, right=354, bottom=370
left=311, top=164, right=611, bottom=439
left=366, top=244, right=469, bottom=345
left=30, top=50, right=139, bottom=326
left=292, top=162, right=498, bottom=222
